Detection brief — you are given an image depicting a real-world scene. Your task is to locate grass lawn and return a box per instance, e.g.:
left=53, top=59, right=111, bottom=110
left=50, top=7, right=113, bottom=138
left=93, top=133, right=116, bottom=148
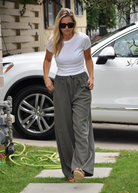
left=0, top=142, right=138, bottom=193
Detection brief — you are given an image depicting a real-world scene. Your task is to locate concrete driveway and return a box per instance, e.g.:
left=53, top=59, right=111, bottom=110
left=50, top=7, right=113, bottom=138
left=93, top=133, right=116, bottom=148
left=13, top=123, right=138, bottom=150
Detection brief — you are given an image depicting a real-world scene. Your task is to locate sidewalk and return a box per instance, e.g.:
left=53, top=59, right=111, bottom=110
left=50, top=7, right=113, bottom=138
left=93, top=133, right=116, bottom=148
left=20, top=152, right=119, bottom=193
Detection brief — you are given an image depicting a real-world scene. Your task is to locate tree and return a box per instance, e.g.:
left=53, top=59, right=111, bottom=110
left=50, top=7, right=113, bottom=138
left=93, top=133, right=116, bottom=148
left=87, top=5, right=117, bottom=30
left=84, top=0, right=138, bottom=25
left=115, top=0, right=138, bottom=25
left=87, top=7, right=100, bottom=30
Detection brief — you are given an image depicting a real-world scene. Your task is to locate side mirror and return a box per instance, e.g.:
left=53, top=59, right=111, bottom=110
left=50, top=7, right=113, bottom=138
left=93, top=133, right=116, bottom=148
left=96, top=46, right=115, bottom=64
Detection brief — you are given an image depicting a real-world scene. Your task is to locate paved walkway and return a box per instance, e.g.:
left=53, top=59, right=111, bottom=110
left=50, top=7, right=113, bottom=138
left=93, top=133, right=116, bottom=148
left=20, top=152, right=119, bottom=193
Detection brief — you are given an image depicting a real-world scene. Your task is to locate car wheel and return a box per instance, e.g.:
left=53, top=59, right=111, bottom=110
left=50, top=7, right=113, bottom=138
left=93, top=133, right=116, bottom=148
left=13, top=85, right=55, bottom=139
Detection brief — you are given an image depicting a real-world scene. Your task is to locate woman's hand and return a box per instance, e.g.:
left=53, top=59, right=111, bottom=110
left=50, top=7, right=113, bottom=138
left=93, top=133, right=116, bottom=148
left=84, top=47, right=94, bottom=90
left=44, top=76, right=54, bottom=92
left=87, top=77, right=94, bottom=90
left=43, top=49, right=53, bottom=91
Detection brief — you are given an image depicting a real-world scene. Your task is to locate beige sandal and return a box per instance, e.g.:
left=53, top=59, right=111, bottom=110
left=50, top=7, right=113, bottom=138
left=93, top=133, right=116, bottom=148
left=73, top=169, right=85, bottom=182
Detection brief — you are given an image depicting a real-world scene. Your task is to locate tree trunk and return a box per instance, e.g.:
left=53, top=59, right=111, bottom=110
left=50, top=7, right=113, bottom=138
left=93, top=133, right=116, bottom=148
left=126, top=6, right=130, bottom=25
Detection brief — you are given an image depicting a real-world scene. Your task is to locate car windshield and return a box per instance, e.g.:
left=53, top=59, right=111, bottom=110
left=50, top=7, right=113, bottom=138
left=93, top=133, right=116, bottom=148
left=91, top=23, right=136, bottom=47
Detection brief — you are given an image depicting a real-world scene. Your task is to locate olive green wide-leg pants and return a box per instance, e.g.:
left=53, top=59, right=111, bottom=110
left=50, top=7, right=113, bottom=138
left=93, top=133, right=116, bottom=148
left=53, top=72, right=95, bottom=178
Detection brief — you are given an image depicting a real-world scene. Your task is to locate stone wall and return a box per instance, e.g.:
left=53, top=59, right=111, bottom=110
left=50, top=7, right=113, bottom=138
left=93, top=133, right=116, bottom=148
left=0, top=1, right=41, bottom=55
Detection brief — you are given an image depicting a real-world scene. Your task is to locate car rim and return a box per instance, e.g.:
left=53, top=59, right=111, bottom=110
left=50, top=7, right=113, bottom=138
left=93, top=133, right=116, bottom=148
left=17, top=93, right=54, bottom=134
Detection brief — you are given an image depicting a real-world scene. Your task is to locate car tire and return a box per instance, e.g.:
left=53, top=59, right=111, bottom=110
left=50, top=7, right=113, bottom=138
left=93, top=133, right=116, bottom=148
left=13, top=85, right=55, bottom=140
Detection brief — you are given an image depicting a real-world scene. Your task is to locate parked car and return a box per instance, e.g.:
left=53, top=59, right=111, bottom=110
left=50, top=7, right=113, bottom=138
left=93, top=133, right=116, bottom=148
left=1, top=22, right=138, bottom=140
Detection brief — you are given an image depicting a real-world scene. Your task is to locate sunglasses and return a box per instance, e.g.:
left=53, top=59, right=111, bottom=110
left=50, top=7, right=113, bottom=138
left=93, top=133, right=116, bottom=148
left=59, top=22, right=74, bottom=28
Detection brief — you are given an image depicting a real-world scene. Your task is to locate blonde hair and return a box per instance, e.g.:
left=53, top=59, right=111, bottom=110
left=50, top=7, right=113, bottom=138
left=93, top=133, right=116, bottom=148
left=51, top=8, right=78, bottom=56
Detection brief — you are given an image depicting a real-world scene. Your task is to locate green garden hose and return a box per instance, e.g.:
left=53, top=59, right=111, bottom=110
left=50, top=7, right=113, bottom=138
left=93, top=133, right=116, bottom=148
left=8, top=141, right=61, bottom=169
left=0, top=150, right=5, bottom=153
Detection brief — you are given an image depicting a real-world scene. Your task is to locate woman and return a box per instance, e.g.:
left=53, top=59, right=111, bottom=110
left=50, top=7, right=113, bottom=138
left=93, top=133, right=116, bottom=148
left=43, top=8, right=95, bottom=182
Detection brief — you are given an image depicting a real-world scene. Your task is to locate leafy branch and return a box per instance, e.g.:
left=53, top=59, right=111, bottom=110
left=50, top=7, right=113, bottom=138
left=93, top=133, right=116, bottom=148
left=125, top=38, right=138, bottom=67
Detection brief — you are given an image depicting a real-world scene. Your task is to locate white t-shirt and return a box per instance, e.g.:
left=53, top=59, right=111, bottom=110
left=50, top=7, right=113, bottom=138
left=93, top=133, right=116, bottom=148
left=46, top=32, right=91, bottom=76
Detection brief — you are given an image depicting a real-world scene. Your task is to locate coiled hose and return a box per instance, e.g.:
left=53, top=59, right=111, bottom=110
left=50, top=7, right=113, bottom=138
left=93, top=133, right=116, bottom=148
left=0, top=141, right=61, bottom=174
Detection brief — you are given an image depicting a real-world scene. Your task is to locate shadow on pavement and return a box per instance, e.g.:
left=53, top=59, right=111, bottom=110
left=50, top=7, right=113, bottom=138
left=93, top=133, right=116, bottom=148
left=12, top=124, right=138, bottom=149
left=93, top=123, right=138, bottom=144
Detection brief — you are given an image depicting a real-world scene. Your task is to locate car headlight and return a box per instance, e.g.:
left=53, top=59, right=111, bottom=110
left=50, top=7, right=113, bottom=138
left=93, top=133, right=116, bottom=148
left=3, top=63, right=14, bottom=74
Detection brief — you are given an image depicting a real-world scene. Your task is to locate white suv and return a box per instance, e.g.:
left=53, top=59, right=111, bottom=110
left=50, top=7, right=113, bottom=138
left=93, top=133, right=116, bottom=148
left=1, top=22, right=138, bottom=139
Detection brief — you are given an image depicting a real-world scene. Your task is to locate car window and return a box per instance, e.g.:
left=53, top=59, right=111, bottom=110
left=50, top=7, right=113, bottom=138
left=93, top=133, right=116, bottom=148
left=114, top=30, right=138, bottom=57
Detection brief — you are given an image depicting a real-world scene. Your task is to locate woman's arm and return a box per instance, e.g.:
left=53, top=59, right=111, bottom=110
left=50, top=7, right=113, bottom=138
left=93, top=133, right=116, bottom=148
left=43, top=49, right=54, bottom=91
left=84, top=47, right=94, bottom=90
